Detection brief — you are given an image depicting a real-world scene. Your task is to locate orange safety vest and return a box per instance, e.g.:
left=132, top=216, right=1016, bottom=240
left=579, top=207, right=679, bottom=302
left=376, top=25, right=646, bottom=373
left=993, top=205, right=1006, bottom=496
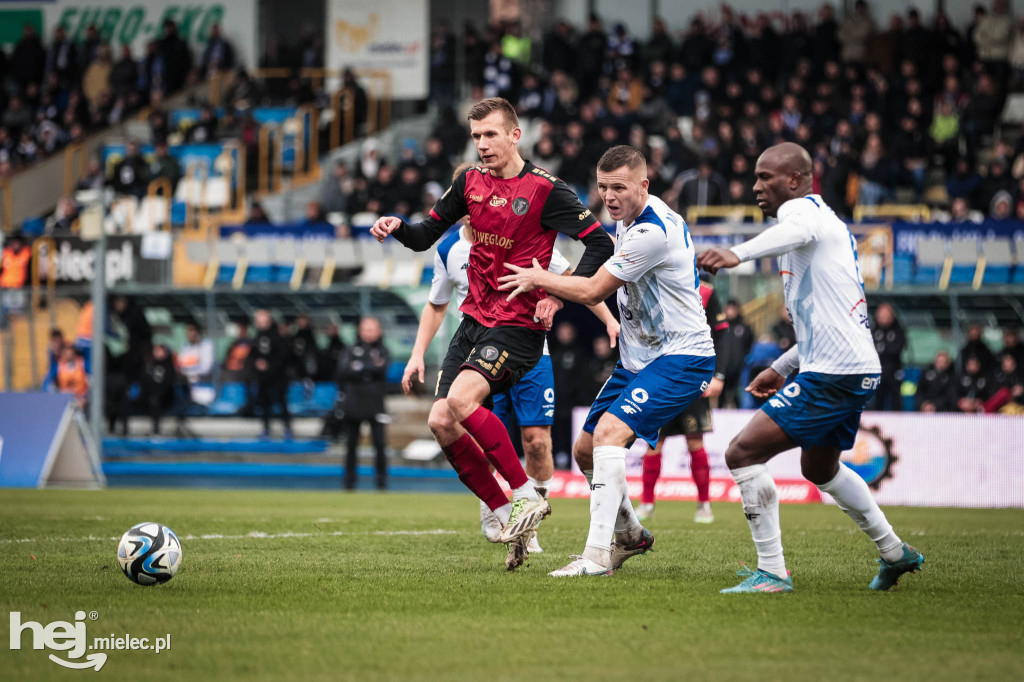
left=76, top=301, right=94, bottom=342
left=0, top=247, right=30, bottom=289
left=57, top=358, right=89, bottom=398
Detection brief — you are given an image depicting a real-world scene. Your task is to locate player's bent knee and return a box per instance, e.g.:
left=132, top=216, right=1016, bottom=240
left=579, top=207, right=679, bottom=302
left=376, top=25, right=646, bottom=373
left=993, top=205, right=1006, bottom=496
left=592, top=415, right=633, bottom=448
left=427, top=402, right=459, bottom=443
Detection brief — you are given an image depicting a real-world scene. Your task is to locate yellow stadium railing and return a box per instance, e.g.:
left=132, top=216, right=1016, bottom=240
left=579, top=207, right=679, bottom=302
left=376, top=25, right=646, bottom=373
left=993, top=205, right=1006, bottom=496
left=257, top=123, right=284, bottom=197
left=853, top=204, right=931, bottom=223
left=62, top=143, right=88, bottom=197
left=686, top=205, right=764, bottom=225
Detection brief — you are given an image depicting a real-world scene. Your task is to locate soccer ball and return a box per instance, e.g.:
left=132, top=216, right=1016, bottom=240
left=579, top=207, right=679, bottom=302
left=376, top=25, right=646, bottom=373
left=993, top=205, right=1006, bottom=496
left=117, top=522, right=182, bottom=586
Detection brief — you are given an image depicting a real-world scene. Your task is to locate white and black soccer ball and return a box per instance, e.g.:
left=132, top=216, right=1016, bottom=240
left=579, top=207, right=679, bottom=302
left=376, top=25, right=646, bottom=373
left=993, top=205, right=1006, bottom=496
left=117, top=522, right=182, bottom=586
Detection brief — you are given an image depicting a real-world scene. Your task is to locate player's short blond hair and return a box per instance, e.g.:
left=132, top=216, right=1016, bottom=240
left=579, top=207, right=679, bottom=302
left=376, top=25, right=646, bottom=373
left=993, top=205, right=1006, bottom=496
left=467, top=97, right=519, bottom=132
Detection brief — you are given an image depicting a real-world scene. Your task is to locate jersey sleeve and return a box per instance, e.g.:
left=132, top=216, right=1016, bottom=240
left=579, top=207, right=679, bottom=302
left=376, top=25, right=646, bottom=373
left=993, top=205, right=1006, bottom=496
left=392, top=170, right=471, bottom=251
left=547, top=247, right=572, bottom=275
left=427, top=249, right=454, bottom=306
left=540, top=180, right=602, bottom=239
left=602, top=225, right=667, bottom=283
left=730, top=203, right=819, bottom=262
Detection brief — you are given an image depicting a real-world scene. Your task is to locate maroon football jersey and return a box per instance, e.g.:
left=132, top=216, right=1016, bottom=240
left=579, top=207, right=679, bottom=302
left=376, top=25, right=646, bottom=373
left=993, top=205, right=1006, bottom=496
left=423, top=162, right=601, bottom=330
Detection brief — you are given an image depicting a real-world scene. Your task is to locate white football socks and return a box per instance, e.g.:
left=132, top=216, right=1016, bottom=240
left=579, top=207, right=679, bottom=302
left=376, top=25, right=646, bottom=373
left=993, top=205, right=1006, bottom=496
left=494, top=503, right=512, bottom=526
left=817, top=463, right=904, bottom=563
left=731, top=464, right=787, bottom=578
left=528, top=476, right=552, bottom=499
left=583, top=446, right=627, bottom=567
left=511, top=482, right=539, bottom=501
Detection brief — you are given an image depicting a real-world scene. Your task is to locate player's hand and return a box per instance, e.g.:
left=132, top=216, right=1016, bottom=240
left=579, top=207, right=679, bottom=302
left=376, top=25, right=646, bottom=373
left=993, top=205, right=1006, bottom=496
left=401, top=355, right=425, bottom=395
left=369, top=216, right=402, bottom=242
left=703, top=376, right=724, bottom=398
left=498, top=258, right=545, bottom=301
left=534, top=296, right=563, bottom=330
left=696, top=248, right=740, bottom=274
left=606, top=318, right=620, bottom=348
left=746, top=367, right=785, bottom=398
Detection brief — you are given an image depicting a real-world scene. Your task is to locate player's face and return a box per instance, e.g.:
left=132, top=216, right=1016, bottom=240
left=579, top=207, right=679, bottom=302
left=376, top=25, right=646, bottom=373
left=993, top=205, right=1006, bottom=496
left=596, top=165, right=649, bottom=224
left=752, top=155, right=793, bottom=218
left=470, top=112, right=520, bottom=173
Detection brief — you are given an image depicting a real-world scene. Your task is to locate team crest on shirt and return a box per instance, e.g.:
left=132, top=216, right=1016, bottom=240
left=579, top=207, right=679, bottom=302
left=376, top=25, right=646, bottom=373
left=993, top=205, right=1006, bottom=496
left=512, top=197, right=529, bottom=215
left=489, top=195, right=507, bottom=207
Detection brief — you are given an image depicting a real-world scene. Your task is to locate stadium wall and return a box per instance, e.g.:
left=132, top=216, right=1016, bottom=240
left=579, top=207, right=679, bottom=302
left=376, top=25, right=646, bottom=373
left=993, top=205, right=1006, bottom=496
left=572, top=408, right=1024, bottom=508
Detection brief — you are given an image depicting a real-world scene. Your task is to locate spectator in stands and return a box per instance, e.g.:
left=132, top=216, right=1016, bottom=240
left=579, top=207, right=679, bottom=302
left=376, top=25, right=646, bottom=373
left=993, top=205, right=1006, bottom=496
left=838, top=0, right=875, bottom=65
left=915, top=351, right=959, bottom=412
left=45, top=26, right=79, bottom=91
left=56, top=345, right=89, bottom=409
left=111, top=296, right=152, bottom=375
left=960, top=324, right=997, bottom=375
left=958, top=355, right=994, bottom=413
left=871, top=303, right=906, bottom=411
left=140, top=344, right=179, bottom=434
left=720, top=300, right=753, bottom=408
left=41, top=329, right=65, bottom=392
left=45, top=196, right=80, bottom=234
left=77, top=158, right=106, bottom=191
left=773, top=307, right=796, bottom=353
left=248, top=309, right=292, bottom=439
left=675, top=159, right=727, bottom=215
left=245, top=202, right=271, bottom=225
left=200, top=23, right=235, bottom=76
left=10, top=23, right=45, bottom=91
left=334, top=317, right=390, bottom=490
left=985, top=352, right=1024, bottom=413
left=110, top=45, right=138, bottom=100
left=149, top=140, right=182, bottom=192
left=110, top=139, right=150, bottom=198
left=222, top=320, right=252, bottom=381
left=82, top=44, right=112, bottom=111
left=584, top=334, right=619, bottom=405
left=178, top=322, right=215, bottom=386
left=320, top=161, right=352, bottom=214
left=1002, top=327, right=1024, bottom=368
left=429, top=21, right=457, bottom=108
left=290, top=314, right=319, bottom=381
left=106, top=348, right=131, bottom=436
left=158, top=20, right=192, bottom=92
left=549, top=321, right=585, bottom=461
left=976, top=0, right=1013, bottom=81
left=319, top=323, right=346, bottom=382
left=187, top=105, right=218, bottom=143
left=2, top=95, right=32, bottom=137
left=300, top=200, right=328, bottom=226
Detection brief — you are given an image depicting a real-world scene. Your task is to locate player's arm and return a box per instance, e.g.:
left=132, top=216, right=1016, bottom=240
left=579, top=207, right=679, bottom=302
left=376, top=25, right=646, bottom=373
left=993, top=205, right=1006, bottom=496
left=697, top=211, right=817, bottom=273
left=502, top=219, right=663, bottom=306
left=403, top=251, right=454, bottom=393
left=370, top=170, right=470, bottom=250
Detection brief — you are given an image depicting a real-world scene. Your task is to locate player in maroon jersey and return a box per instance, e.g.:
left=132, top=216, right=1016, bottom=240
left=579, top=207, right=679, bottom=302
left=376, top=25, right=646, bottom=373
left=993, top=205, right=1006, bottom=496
left=636, top=273, right=730, bottom=524
left=370, top=97, right=614, bottom=569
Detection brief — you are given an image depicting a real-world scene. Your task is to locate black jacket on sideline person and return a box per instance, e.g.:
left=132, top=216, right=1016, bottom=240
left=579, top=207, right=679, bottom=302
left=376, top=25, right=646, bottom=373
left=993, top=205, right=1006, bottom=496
left=915, top=362, right=958, bottom=412
left=336, top=339, right=390, bottom=422
left=246, top=323, right=292, bottom=433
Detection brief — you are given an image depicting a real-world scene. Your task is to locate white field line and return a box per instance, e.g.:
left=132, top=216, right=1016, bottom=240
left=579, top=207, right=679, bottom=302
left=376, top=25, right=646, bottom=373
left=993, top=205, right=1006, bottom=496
left=0, top=529, right=458, bottom=545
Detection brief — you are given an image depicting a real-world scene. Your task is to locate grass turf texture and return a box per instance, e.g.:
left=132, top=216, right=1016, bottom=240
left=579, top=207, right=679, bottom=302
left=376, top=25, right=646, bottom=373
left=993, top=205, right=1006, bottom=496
left=2, top=489, right=1022, bottom=681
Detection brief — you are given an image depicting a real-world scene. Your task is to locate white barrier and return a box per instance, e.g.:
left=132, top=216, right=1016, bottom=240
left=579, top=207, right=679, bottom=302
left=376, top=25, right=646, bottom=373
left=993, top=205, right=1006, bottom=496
left=572, top=408, right=1024, bottom=508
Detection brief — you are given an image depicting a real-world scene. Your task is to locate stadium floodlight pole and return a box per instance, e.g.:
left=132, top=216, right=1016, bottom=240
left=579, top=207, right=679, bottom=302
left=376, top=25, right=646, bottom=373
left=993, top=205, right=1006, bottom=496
left=89, top=232, right=106, bottom=454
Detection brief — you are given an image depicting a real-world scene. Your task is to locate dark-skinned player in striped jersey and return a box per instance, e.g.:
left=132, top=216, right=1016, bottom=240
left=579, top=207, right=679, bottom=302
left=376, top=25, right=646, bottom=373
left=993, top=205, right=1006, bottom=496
left=370, top=97, right=614, bottom=570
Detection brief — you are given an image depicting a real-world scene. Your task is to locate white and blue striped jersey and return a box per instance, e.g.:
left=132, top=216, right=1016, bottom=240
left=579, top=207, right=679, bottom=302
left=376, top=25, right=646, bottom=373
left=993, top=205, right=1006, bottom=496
left=730, top=194, right=881, bottom=375
left=429, top=225, right=570, bottom=354
left=603, top=195, right=714, bottom=372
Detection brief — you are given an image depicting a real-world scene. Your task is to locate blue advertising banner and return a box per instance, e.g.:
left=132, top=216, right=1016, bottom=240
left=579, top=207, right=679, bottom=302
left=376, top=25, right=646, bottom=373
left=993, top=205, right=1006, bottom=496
left=101, top=143, right=235, bottom=179
left=891, top=220, right=1024, bottom=256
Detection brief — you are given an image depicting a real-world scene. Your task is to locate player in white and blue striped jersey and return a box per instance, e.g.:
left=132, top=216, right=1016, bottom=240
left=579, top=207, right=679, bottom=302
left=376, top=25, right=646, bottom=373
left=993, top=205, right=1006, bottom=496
left=500, top=145, right=715, bottom=578
left=698, top=142, right=924, bottom=594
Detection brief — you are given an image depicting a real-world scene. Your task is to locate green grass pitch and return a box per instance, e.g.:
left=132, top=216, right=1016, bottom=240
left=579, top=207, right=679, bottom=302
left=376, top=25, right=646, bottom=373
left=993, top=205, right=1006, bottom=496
left=2, top=488, right=1022, bottom=681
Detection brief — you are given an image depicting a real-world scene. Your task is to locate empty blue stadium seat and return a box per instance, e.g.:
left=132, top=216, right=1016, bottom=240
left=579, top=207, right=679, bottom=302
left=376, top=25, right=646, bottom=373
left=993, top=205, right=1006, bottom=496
left=983, top=266, right=1011, bottom=284
left=273, top=265, right=294, bottom=283
left=948, top=265, right=976, bottom=285
left=913, top=265, right=941, bottom=285
left=1013, top=266, right=1024, bottom=283
left=217, top=265, right=236, bottom=283
left=893, top=254, right=914, bottom=285
left=310, top=383, right=338, bottom=413
left=245, top=265, right=274, bottom=283
left=286, top=382, right=308, bottom=414
left=208, top=382, right=248, bottom=415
